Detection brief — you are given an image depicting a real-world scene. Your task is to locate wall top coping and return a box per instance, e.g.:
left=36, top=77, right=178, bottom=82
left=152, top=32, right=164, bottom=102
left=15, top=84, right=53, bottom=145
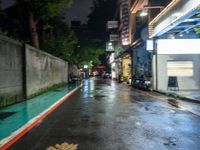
left=0, top=34, right=22, bottom=46
left=0, top=34, right=68, bottom=64
left=25, top=44, right=68, bottom=64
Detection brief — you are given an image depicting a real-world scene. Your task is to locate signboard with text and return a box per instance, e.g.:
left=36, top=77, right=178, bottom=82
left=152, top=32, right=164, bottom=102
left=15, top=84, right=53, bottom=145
left=157, top=39, right=200, bottom=54
left=107, top=21, right=118, bottom=29
left=110, top=34, right=119, bottom=41
left=146, top=39, right=154, bottom=51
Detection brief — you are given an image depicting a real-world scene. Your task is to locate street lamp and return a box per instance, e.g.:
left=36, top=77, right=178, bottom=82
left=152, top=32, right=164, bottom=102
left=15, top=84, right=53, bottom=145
left=108, top=42, right=112, bottom=46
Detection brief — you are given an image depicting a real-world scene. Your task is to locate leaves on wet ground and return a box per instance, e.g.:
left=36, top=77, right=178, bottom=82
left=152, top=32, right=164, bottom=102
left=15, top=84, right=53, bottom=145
left=47, top=142, right=78, bottom=150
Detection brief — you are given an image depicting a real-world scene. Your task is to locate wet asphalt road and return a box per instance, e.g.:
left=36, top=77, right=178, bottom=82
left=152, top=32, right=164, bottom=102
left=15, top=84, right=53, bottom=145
left=9, top=78, right=200, bottom=150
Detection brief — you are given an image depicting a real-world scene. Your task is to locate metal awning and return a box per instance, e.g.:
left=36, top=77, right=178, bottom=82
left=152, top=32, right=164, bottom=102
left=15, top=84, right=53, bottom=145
left=149, top=0, right=200, bottom=38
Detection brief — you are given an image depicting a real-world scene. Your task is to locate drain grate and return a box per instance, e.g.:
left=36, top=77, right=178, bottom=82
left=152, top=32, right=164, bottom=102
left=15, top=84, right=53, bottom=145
left=0, top=112, right=16, bottom=120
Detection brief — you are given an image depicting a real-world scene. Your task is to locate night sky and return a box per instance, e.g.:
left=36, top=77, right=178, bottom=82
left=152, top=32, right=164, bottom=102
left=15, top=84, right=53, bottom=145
left=1, top=0, right=15, bottom=9
left=1, top=0, right=93, bottom=25
left=65, top=0, right=93, bottom=25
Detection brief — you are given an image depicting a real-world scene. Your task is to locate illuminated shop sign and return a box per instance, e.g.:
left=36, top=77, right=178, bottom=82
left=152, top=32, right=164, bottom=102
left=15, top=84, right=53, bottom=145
left=146, top=39, right=154, bottom=51
left=167, top=61, right=193, bottom=76
left=107, top=21, right=118, bottom=29
left=110, top=34, right=120, bottom=41
left=157, top=39, right=200, bottom=54
left=109, top=53, right=115, bottom=63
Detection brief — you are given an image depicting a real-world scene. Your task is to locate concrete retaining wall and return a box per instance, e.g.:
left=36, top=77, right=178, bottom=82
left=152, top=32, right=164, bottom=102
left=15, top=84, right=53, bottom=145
left=68, top=64, right=79, bottom=76
left=0, top=35, right=69, bottom=107
left=0, top=35, right=23, bottom=100
left=25, top=45, right=68, bottom=97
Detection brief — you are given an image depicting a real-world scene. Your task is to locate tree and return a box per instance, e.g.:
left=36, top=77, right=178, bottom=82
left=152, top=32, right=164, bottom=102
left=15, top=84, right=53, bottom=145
left=45, top=19, right=80, bottom=64
left=70, top=21, right=105, bottom=67
left=86, top=0, right=117, bottom=66
left=15, top=0, right=73, bottom=48
left=73, top=38, right=104, bottom=66
left=42, top=19, right=78, bottom=62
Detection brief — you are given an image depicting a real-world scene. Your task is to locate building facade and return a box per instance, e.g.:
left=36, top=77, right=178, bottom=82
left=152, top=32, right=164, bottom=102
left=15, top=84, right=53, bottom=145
left=149, top=0, right=200, bottom=91
left=108, top=0, right=200, bottom=92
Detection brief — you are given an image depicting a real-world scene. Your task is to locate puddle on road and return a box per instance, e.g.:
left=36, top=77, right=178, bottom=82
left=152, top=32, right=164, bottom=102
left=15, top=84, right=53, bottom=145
left=81, top=115, right=90, bottom=122
left=144, top=106, right=149, bottom=111
left=130, top=95, right=153, bottom=103
left=93, top=95, right=107, bottom=101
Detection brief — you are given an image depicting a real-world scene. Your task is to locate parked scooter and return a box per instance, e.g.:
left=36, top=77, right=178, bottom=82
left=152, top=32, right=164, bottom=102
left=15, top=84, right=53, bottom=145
left=141, top=76, right=151, bottom=90
left=132, top=75, right=151, bottom=90
left=132, top=77, right=141, bottom=88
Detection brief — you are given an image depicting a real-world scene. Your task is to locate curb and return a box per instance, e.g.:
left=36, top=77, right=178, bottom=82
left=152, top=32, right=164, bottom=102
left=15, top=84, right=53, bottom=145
left=154, top=90, right=200, bottom=104
left=0, top=84, right=82, bottom=150
left=131, top=87, right=200, bottom=117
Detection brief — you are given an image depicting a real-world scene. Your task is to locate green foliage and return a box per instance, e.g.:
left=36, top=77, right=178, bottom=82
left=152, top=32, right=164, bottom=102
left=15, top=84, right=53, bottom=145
left=13, top=0, right=74, bottom=48
left=26, top=0, right=73, bottom=28
left=195, top=26, right=200, bottom=34
left=16, top=0, right=73, bottom=20
left=43, top=32, right=104, bottom=67
left=116, top=46, right=123, bottom=53
left=42, top=24, right=78, bottom=62
left=195, top=14, right=200, bottom=34
left=73, top=39, right=104, bottom=66
left=0, top=31, right=8, bottom=36
left=85, top=0, right=117, bottom=66
left=0, top=31, right=22, bottom=42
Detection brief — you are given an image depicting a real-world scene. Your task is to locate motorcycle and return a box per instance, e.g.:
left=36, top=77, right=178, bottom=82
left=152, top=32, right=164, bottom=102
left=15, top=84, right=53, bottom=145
left=132, top=76, right=151, bottom=90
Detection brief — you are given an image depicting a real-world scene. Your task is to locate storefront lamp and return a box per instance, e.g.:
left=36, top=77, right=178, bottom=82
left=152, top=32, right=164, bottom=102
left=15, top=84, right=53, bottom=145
left=140, top=6, right=164, bottom=17
left=140, top=10, right=148, bottom=17
left=84, top=65, right=88, bottom=69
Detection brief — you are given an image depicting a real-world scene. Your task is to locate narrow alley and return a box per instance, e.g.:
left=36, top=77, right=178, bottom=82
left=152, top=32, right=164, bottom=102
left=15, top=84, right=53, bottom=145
left=9, top=78, right=200, bottom=150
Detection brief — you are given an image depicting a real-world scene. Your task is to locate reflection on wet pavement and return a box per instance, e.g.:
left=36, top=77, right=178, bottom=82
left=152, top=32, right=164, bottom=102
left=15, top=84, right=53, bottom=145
left=9, top=78, right=200, bottom=150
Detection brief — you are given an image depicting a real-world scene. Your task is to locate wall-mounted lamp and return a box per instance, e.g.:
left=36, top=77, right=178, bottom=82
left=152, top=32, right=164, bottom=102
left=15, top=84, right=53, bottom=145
left=140, top=10, right=148, bottom=17
left=139, top=6, right=164, bottom=17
